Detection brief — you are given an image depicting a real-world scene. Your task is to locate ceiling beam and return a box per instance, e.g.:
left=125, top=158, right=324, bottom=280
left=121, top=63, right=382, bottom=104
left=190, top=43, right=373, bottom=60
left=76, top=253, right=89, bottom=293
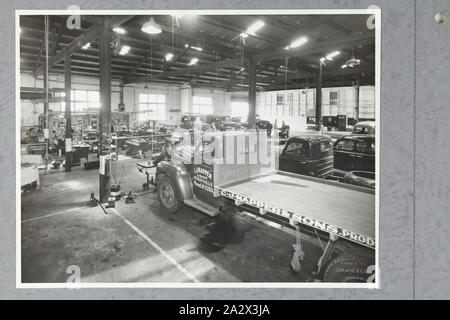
left=34, top=15, right=134, bottom=77
left=255, top=36, right=375, bottom=62
left=124, top=56, right=245, bottom=84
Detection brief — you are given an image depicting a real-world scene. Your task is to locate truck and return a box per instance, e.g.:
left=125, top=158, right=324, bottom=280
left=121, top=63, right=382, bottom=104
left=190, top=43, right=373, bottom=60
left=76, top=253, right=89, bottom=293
left=153, top=130, right=376, bottom=283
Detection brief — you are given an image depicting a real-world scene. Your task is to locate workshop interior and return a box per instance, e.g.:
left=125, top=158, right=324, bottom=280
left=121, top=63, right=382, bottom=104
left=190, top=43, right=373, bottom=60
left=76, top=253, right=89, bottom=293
left=19, top=12, right=377, bottom=284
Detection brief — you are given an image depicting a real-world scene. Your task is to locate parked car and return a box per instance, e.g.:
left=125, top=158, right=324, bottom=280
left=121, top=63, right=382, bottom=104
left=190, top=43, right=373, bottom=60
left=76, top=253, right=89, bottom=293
left=279, top=135, right=334, bottom=178
left=343, top=171, right=375, bottom=189
left=333, top=134, right=375, bottom=177
left=352, top=121, right=375, bottom=134
left=256, top=119, right=273, bottom=136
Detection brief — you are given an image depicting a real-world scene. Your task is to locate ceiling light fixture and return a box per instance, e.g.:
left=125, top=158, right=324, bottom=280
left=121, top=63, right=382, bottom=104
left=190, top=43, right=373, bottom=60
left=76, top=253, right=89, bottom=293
left=246, top=20, right=265, bottom=35
left=289, top=37, right=308, bottom=49
left=188, top=57, right=199, bottom=65
left=325, top=50, right=340, bottom=60
left=240, top=32, right=249, bottom=39
left=119, top=45, right=130, bottom=55
left=342, top=56, right=361, bottom=68
left=113, top=27, right=126, bottom=34
left=81, top=42, right=91, bottom=50
left=165, top=53, right=174, bottom=61
left=141, top=17, right=162, bottom=34
left=191, top=46, right=203, bottom=51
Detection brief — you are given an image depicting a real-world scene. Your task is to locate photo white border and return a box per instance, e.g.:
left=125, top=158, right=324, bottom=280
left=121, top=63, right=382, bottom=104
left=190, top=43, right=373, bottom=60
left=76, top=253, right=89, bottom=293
left=16, top=8, right=381, bottom=289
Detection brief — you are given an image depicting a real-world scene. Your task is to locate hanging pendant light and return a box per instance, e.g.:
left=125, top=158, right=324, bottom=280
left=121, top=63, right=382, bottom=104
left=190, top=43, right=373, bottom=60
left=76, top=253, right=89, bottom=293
left=141, top=17, right=162, bottom=34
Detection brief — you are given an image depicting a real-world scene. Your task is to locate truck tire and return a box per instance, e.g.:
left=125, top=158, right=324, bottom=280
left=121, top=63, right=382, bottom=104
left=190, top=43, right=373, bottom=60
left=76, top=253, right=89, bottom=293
left=323, top=253, right=374, bottom=283
left=157, top=175, right=182, bottom=213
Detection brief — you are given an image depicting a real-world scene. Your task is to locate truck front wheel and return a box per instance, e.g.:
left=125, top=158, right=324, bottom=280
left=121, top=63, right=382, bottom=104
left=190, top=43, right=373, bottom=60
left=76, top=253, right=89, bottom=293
left=157, top=176, right=182, bottom=213
left=323, top=253, right=374, bottom=283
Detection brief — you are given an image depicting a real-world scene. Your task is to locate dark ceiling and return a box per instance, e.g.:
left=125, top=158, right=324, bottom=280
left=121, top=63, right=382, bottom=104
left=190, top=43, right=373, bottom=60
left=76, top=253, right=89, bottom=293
left=20, top=14, right=376, bottom=91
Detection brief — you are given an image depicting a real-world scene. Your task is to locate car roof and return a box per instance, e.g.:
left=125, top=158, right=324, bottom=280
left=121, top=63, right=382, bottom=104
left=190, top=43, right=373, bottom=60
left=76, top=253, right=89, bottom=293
left=337, top=134, right=375, bottom=141
left=288, top=134, right=332, bottom=143
left=354, top=121, right=375, bottom=127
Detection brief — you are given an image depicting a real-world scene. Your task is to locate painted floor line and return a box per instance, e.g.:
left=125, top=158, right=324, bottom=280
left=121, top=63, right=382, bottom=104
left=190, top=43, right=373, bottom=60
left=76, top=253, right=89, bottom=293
left=21, top=205, right=90, bottom=223
left=111, top=208, right=201, bottom=283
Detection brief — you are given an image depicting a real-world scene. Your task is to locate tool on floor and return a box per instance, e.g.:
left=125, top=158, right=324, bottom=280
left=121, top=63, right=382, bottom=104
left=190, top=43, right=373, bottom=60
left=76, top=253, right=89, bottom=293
left=125, top=191, right=136, bottom=204
left=290, top=225, right=305, bottom=273
left=87, top=192, right=98, bottom=207
left=86, top=191, right=108, bottom=214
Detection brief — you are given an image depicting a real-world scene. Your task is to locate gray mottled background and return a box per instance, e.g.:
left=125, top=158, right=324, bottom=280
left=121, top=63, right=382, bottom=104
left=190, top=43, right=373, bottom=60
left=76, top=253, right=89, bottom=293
left=0, top=0, right=448, bottom=300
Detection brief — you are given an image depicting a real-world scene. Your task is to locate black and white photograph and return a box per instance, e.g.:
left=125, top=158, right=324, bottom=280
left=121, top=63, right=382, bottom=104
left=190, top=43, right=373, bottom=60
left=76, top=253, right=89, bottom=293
left=17, top=9, right=379, bottom=287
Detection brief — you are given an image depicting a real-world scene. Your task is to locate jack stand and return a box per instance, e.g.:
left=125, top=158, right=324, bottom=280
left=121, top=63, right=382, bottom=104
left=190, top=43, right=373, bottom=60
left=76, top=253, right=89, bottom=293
left=87, top=192, right=98, bottom=207
left=125, top=191, right=135, bottom=204
left=312, top=234, right=339, bottom=277
left=290, top=226, right=305, bottom=273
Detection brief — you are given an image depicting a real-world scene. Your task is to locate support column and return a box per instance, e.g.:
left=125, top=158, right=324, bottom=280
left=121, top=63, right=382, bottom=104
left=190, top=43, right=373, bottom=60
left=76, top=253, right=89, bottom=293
left=353, top=80, right=360, bottom=124
left=43, top=15, right=49, bottom=172
left=315, top=61, right=323, bottom=131
left=64, top=51, right=72, bottom=171
left=248, top=55, right=257, bottom=128
left=98, top=19, right=112, bottom=203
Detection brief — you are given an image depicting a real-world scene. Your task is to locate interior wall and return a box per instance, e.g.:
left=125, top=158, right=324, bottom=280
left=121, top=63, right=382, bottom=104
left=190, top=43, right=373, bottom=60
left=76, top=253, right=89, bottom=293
left=20, top=72, right=375, bottom=132
left=20, top=72, right=231, bottom=128
left=256, top=86, right=375, bottom=131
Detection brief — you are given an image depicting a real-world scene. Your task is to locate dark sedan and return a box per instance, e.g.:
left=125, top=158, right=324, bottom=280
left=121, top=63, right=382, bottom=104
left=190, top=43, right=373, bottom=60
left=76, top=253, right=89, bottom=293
left=333, top=134, right=375, bottom=177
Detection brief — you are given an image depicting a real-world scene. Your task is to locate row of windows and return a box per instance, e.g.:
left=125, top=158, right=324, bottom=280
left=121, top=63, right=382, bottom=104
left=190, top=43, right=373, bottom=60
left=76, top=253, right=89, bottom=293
left=48, top=92, right=250, bottom=120
left=50, top=90, right=100, bottom=113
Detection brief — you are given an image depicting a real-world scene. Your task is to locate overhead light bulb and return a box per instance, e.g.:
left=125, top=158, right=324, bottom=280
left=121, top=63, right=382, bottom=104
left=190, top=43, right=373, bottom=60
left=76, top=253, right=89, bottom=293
left=119, top=45, right=130, bottom=55
left=289, top=37, right=308, bottom=48
left=191, top=46, right=203, bottom=51
left=185, top=43, right=189, bottom=48
left=113, top=27, right=126, bottom=34
left=240, top=32, right=249, bottom=39
left=326, top=50, right=340, bottom=60
left=188, top=57, right=199, bottom=65
left=165, top=53, right=174, bottom=61
left=141, top=17, right=162, bottom=34
left=81, top=42, right=91, bottom=50
left=246, top=20, right=265, bottom=35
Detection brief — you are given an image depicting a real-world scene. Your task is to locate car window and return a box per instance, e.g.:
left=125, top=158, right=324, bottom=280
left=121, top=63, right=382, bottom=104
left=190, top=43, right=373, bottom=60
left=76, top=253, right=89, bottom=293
left=285, top=141, right=309, bottom=157
left=319, top=141, right=330, bottom=152
left=311, top=141, right=332, bottom=160
left=356, top=140, right=375, bottom=154
left=353, top=125, right=375, bottom=134
left=335, top=139, right=355, bottom=151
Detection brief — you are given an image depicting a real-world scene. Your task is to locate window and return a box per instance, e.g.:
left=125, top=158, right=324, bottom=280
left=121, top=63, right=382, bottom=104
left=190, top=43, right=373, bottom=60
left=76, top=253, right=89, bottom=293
left=353, top=124, right=375, bottom=134
left=231, top=101, right=249, bottom=119
left=319, top=141, right=331, bottom=152
left=329, top=91, right=338, bottom=106
left=287, top=93, right=294, bottom=116
left=311, top=141, right=332, bottom=160
left=192, top=96, right=213, bottom=114
left=276, top=93, right=284, bottom=105
left=335, top=140, right=355, bottom=151
left=285, top=141, right=309, bottom=158
left=138, top=93, right=166, bottom=121
left=356, top=140, right=375, bottom=154
left=70, top=89, right=100, bottom=112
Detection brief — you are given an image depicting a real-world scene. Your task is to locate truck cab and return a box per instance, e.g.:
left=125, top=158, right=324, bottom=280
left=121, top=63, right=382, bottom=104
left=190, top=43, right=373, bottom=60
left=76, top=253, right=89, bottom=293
left=155, top=131, right=264, bottom=214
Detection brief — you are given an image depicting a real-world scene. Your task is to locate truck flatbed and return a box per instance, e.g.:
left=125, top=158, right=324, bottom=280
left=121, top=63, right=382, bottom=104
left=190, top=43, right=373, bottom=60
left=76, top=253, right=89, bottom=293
left=215, top=171, right=375, bottom=248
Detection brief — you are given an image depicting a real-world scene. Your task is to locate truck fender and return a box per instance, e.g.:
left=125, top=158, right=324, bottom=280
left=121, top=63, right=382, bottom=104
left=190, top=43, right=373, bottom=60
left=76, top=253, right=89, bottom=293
left=156, top=161, right=193, bottom=201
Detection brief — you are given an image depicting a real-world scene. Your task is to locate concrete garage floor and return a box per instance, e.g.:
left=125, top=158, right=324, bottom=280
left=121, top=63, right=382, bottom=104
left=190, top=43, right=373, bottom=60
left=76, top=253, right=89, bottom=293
left=21, top=158, right=323, bottom=283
